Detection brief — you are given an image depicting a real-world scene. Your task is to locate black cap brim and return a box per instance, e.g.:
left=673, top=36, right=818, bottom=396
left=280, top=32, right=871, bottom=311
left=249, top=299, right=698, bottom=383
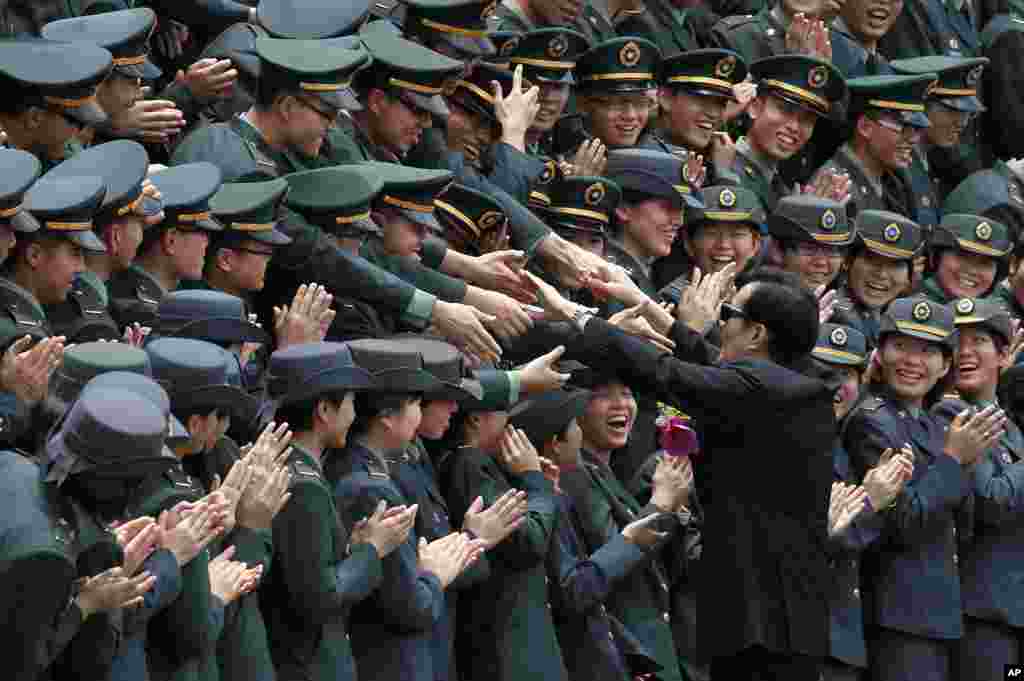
left=66, top=230, right=107, bottom=253
left=425, top=376, right=484, bottom=402
left=405, top=90, right=449, bottom=117
left=192, top=216, right=224, bottom=232
left=170, top=317, right=271, bottom=345
left=316, top=87, right=363, bottom=111
left=584, top=80, right=657, bottom=94
left=7, top=210, right=40, bottom=233
left=898, top=110, right=931, bottom=128
left=937, top=94, right=984, bottom=113
left=245, top=225, right=293, bottom=245
left=65, top=99, right=108, bottom=128
left=523, top=68, right=573, bottom=84
left=400, top=207, right=442, bottom=233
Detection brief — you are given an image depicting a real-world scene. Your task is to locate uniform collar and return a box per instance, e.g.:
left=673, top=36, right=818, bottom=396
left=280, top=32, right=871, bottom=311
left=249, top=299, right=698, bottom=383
left=353, top=435, right=392, bottom=474
left=736, top=137, right=778, bottom=182
left=128, top=263, right=168, bottom=296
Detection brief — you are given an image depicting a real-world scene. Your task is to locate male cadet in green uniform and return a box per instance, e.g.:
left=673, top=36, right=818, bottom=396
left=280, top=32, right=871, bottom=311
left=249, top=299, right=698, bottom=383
left=490, top=0, right=618, bottom=47
left=891, top=56, right=988, bottom=212
left=574, top=37, right=661, bottom=151
left=654, top=49, right=747, bottom=185
left=108, top=161, right=224, bottom=328
left=768, top=195, right=856, bottom=292
left=41, top=140, right=163, bottom=342
left=730, top=55, right=846, bottom=215
left=1, top=172, right=108, bottom=340
left=171, top=36, right=504, bottom=364
left=537, top=175, right=618, bottom=257
left=504, top=28, right=591, bottom=157
left=367, top=162, right=535, bottom=341
left=812, top=73, right=935, bottom=219
left=0, top=39, right=111, bottom=171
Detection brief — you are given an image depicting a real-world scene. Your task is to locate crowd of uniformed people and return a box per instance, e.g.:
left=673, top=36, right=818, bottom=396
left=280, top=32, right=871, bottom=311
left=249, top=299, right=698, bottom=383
left=3, top=0, right=1024, bottom=679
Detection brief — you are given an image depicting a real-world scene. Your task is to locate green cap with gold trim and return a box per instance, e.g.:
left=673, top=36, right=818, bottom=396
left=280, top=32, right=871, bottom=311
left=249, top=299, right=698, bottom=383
left=852, top=210, right=924, bottom=260
left=370, top=162, right=453, bottom=232
left=284, top=166, right=384, bottom=238
left=450, top=63, right=514, bottom=124
left=506, top=27, right=590, bottom=84
left=952, top=297, right=1011, bottom=343
left=932, top=213, right=1012, bottom=259
left=209, top=179, right=293, bottom=246
left=0, top=149, right=42, bottom=234
left=750, top=54, right=845, bottom=120
left=767, top=195, right=854, bottom=247
left=539, top=175, right=620, bottom=236
left=661, top=48, right=747, bottom=99
left=528, top=157, right=563, bottom=210
left=813, top=323, right=868, bottom=366
left=690, top=185, right=765, bottom=232
left=890, top=55, right=988, bottom=114
left=403, top=0, right=498, bottom=57
left=435, top=183, right=509, bottom=255
left=358, top=30, right=464, bottom=117
left=848, top=73, right=937, bottom=128
left=880, top=295, right=956, bottom=348
left=576, top=37, right=660, bottom=93
left=487, top=31, right=522, bottom=68
left=256, top=36, right=370, bottom=111
left=25, top=173, right=107, bottom=253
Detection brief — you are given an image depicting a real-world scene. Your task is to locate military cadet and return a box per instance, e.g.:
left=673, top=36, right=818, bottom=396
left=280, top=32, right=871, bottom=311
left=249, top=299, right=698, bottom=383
left=670, top=185, right=765, bottom=287
left=768, top=195, right=855, bottom=292
left=829, top=0, right=900, bottom=77
left=842, top=296, right=1002, bottom=681
left=0, top=39, right=112, bottom=171
left=508, top=387, right=674, bottom=681
left=262, top=341, right=415, bottom=681
left=368, top=162, right=535, bottom=341
left=538, top=175, right=620, bottom=257
left=812, top=74, right=934, bottom=220
left=172, top=34, right=504, bottom=362
left=710, top=0, right=810, bottom=63
left=41, top=140, right=163, bottom=342
left=922, top=213, right=1012, bottom=303
left=928, top=298, right=1024, bottom=680
left=655, top=49, right=746, bottom=184
left=39, top=8, right=180, bottom=147
left=436, top=183, right=512, bottom=256
left=330, top=339, right=485, bottom=681
left=832, top=210, right=924, bottom=348
left=811, top=322, right=914, bottom=681
left=108, top=162, right=224, bottom=328
left=401, top=0, right=498, bottom=61
left=891, top=55, right=988, bottom=212
left=445, top=62, right=548, bottom=204
left=203, top=177, right=293, bottom=300
left=438, top=389, right=567, bottom=681
left=574, top=38, right=661, bottom=150
left=603, top=148, right=703, bottom=306
left=3, top=172, right=108, bottom=340
left=879, top=0, right=981, bottom=60
left=731, top=55, right=846, bottom=215
left=503, top=28, right=590, bottom=157
left=490, top=0, right=617, bottom=48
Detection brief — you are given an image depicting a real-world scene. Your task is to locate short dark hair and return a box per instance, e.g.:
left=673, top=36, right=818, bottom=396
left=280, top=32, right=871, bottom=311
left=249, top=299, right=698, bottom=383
left=274, top=390, right=351, bottom=433
left=736, top=266, right=819, bottom=366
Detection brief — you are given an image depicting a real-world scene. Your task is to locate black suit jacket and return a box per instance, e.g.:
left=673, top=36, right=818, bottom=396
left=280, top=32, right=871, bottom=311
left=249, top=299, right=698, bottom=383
left=567, top=318, right=836, bottom=659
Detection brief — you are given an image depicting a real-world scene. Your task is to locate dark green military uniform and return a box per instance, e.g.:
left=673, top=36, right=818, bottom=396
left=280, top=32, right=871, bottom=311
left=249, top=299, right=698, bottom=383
left=490, top=0, right=616, bottom=47
left=922, top=212, right=1012, bottom=304
left=0, top=40, right=111, bottom=171
left=42, top=140, right=161, bottom=342
left=832, top=210, right=924, bottom=349
left=614, top=0, right=707, bottom=58
left=814, top=74, right=935, bottom=220
left=891, top=55, right=989, bottom=220
left=731, top=55, right=846, bottom=215
left=710, top=5, right=785, bottom=63
left=109, top=162, right=224, bottom=328
left=171, top=36, right=442, bottom=334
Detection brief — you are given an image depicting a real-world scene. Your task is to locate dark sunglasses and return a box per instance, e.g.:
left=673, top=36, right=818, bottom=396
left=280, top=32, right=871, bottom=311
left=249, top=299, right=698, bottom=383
left=720, top=302, right=749, bottom=323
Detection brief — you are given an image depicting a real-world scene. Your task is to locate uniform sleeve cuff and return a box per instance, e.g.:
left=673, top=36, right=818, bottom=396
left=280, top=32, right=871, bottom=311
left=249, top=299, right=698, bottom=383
left=402, top=290, right=437, bottom=328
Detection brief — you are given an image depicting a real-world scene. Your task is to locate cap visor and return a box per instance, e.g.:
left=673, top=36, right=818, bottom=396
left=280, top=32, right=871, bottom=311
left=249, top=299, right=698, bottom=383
left=584, top=81, right=656, bottom=94
left=369, top=367, right=444, bottom=393
left=67, top=230, right=107, bottom=253
left=771, top=90, right=833, bottom=121
left=247, top=226, right=293, bottom=245
left=7, top=210, right=40, bottom=233
left=171, top=317, right=270, bottom=345
left=680, top=192, right=704, bottom=209
left=406, top=91, right=449, bottom=117
left=937, top=95, right=984, bottom=113
left=113, top=62, right=146, bottom=80
left=195, top=216, right=224, bottom=232
left=812, top=348, right=865, bottom=366
left=676, top=84, right=734, bottom=100
left=426, top=376, right=485, bottom=402
left=142, top=57, right=163, bottom=81
left=316, top=87, right=363, bottom=111
left=66, top=100, right=108, bottom=128
left=401, top=207, right=442, bottom=233
left=899, top=110, right=931, bottom=128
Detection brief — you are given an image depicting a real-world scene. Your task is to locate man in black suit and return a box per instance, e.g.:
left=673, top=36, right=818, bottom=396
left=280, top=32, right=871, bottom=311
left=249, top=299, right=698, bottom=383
left=526, top=266, right=836, bottom=680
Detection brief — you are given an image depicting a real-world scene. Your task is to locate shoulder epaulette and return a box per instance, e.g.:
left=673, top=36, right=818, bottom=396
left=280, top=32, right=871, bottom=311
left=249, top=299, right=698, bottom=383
left=166, top=465, right=198, bottom=491
left=290, top=460, right=321, bottom=480
left=717, top=13, right=757, bottom=29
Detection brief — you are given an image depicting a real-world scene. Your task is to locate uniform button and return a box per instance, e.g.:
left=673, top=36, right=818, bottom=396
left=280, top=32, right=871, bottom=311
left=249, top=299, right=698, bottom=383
left=547, top=602, right=552, bottom=610
left=922, top=196, right=931, bottom=207
left=954, top=554, right=959, bottom=566
left=663, top=612, right=670, bottom=623
left=608, top=631, right=615, bottom=642
left=852, top=588, right=860, bottom=599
